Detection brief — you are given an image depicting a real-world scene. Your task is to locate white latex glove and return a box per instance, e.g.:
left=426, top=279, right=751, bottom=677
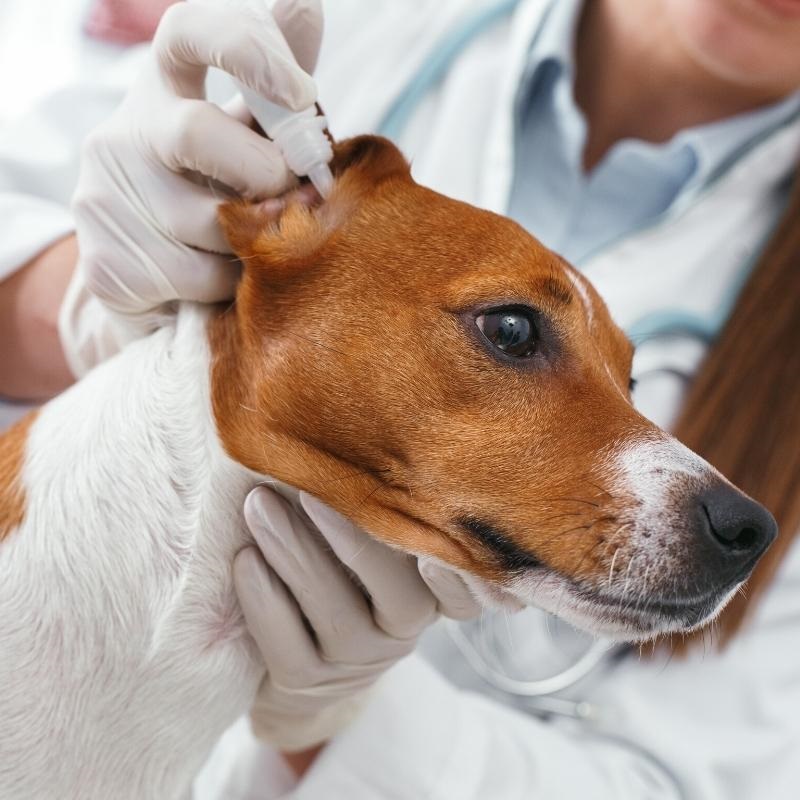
left=59, top=0, right=324, bottom=376
left=233, top=486, right=481, bottom=752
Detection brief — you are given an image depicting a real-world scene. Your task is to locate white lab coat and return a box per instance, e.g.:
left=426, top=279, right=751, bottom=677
left=2, top=1, right=800, bottom=797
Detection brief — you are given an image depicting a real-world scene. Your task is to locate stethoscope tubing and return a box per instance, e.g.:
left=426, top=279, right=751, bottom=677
left=446, top=620, right=615, bottom=714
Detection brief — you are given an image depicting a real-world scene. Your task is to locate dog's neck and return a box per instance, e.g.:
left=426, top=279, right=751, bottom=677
left=1, top=304, right=266, bottom=799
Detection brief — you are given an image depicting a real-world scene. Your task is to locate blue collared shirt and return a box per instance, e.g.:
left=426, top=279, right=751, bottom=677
left=507, top=0, right=800, bottom=264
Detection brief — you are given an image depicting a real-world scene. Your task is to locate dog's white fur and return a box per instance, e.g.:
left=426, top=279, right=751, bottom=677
left=0, top=306, right=264, bottom=800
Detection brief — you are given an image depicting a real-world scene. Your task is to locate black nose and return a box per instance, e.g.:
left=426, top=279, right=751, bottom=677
left=697, top=485, right=777, bottom=573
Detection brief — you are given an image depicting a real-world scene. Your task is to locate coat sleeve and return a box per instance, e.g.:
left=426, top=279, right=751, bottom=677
left=0, top=0, right=146, bottom=281
left=284, top=655, right=682, bottom=800
left=0, top=85, right=82, bottom=281
left=286, top=539, right=800, bottom=800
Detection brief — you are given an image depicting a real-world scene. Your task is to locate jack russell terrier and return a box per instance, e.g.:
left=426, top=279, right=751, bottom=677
left=0, top=136, right=776, bottom=798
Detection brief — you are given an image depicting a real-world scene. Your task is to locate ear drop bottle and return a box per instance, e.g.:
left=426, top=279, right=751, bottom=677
left=234, top=81, right=335, bottom=198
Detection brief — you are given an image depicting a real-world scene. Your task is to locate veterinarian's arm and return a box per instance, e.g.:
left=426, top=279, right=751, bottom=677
left=0, top=236, right=76, bottom=400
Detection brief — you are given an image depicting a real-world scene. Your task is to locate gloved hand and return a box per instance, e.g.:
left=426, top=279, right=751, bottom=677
left=59, top=0, right=324, bottom=376
left=233, top=487, right=481, bottom=752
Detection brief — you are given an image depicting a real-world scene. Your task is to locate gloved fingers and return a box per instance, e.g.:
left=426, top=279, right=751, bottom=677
left=145, top=173, right=233, bottom=254
left=233, top=545, right=323, bottom=685
left=418, top=559, right=482, bottom=621
left=154, top=99, right=295, bottom=198
left=272, top=0, right=324, bottom=75
left=76, top=123, right=238, bottom=256
left=222, top=93, right=254, bottom=125
left=154, top=0, right=316, bottom=110
left=300, top=493, right=438, bottom=640
left=165, top=249, right=243, bottom=304
left=244, top=487, right=384, bottom=663
left=82, top=241, right=240, bottom=311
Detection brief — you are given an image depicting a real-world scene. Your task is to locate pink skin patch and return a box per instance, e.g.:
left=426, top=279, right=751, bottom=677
left=254, top=183, right=323, bottom=221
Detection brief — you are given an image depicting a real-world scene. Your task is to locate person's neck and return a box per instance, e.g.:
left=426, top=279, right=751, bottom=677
left=574, top=0, right=785, bottom=171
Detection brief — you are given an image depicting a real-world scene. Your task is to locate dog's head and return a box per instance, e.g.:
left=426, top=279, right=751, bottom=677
left=212, top=135, right=776, bottom=641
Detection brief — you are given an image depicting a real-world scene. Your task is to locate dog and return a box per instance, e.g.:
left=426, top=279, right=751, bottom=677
left=0, top=136, right=776, bottom=798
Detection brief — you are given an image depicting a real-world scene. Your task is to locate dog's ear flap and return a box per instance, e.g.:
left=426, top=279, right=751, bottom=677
left=218, top=135, right=411, bottom=280
left=329, top=135, right=411, bottom=186
left=218, top=193, right=326, bottom=271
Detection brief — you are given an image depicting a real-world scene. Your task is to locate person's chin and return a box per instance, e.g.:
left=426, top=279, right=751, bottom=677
left=750, top=0, right=800, bottom=20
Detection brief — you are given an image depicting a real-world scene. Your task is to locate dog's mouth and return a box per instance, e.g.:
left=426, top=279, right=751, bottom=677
left=384, top=506, right=732, bottom=641
left=571, top=584, right=731, bottom=636
left=497, top=564, right=735, bottom=642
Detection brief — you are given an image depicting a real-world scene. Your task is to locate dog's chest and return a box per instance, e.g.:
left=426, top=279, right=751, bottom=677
left=0, top=310, right=264, bottom=798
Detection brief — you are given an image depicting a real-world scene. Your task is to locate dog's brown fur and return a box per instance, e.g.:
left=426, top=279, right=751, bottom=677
left=208, top=136, right=671, bottom=589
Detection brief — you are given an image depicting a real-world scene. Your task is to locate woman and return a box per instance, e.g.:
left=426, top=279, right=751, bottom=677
left=1, top=0, right=799, bottom=796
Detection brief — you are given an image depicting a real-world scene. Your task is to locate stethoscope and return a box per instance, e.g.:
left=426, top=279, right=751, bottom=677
left=374, top=0, right=765, bottom=717
left=445, top=617, right=615, bottom=719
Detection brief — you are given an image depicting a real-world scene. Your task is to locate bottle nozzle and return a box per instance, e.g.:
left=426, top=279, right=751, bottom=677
left=307, top=162, right=335, bottom=199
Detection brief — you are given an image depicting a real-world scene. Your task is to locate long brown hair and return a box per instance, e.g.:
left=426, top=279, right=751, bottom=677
left=673, top=167, right=800, bottom=647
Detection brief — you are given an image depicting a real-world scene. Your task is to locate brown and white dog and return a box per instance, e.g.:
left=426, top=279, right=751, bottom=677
left=0, top=137, right=776, bottom=799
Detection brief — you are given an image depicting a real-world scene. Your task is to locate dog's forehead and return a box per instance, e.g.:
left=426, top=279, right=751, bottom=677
left=340, top=180, right=631, bottom=364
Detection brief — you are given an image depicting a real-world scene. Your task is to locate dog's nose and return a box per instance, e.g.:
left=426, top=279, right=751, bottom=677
left=697, top=485, right=777, bottom=575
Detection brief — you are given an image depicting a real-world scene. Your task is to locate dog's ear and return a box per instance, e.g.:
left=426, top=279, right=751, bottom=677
left=329, top=135, right=410, bottom=186
left=218, top=135, right=411, bottom=281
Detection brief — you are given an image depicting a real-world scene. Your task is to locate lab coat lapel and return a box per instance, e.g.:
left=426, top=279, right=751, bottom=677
left=317, top=0, right=511, bottom=141
left=397, top=0, right=552, bottom=209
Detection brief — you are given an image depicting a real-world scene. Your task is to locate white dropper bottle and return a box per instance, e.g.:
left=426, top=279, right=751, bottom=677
left=235, top=82, right=335, bottom=199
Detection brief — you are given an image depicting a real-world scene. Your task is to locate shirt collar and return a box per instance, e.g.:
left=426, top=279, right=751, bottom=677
left=677, top=92, right=800, bottom=191
left=522, top=0, right=583, bottom=80
left=517, top=0, right=800, bottom=190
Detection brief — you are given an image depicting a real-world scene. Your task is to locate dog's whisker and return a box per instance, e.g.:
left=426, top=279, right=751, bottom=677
left=205, top=176, right=224, bottom=202
left=536, top=510, right=592, bottom=526
left=621, top=554, right=637, bottom=611
left=230, top=252, right=267, bottom=262
left=579, top=477, right=616, bottom=501
left=318, top=469, right=375, bottom=486
left=533, top=522, right=594, bottom=554
left=607, top=547, right=621, bottom=589
left=535, top=514, right=615, bottom=553
left=354, top=484, right=383, bottom=513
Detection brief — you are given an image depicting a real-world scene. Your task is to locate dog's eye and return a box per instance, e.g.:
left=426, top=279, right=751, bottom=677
left=476, top=308, right=538, bottom=358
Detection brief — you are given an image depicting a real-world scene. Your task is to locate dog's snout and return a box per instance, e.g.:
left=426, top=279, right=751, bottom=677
left=697, top=485, right=777, bottom=573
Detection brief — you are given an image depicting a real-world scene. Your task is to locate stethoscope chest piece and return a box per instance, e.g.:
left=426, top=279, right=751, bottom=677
left=447, top=608, right=619, bottom=719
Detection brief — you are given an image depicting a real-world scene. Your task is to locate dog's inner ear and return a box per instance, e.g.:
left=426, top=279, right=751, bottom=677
left=218, top=135, right=411, bottom=276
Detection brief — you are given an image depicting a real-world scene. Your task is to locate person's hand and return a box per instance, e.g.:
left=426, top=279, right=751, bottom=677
left=233, top=486, right=481, bottom=753
left=60, top=0, right=324, bottom=374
